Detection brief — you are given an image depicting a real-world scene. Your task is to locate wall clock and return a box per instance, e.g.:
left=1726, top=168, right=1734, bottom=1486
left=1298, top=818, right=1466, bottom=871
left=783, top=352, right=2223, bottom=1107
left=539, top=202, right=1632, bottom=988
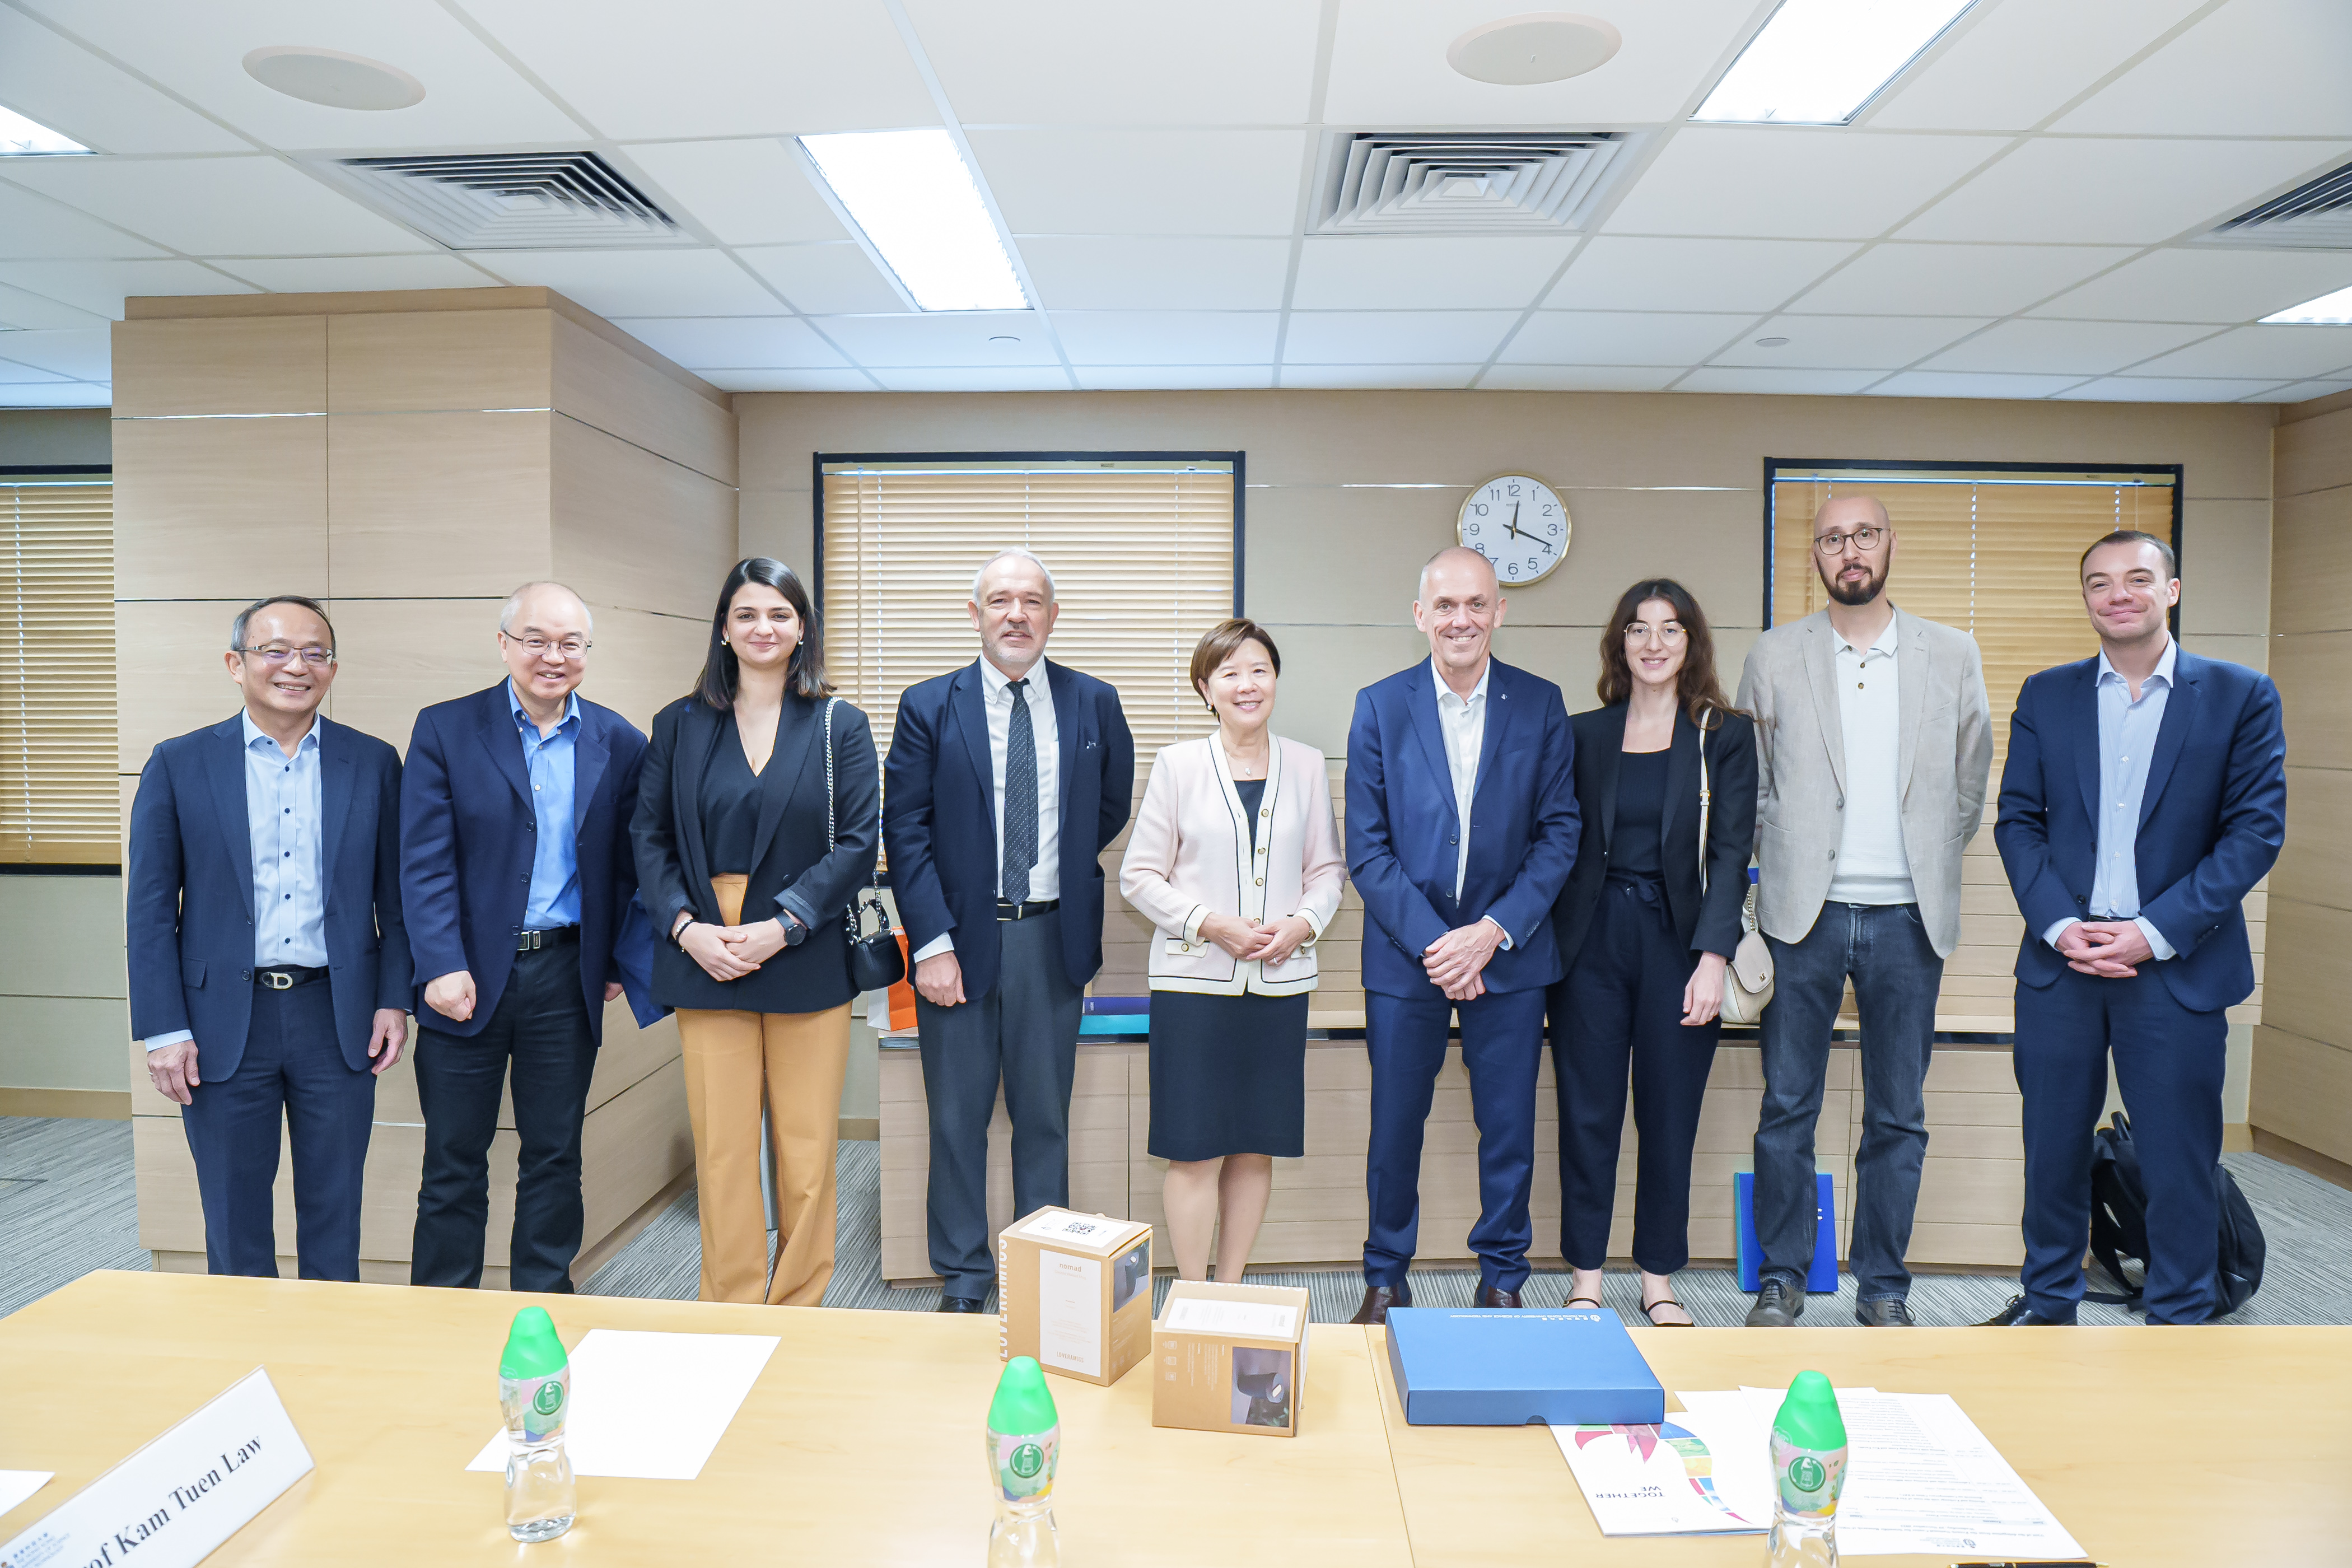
left=1458, top=474, right=1569, bottom=586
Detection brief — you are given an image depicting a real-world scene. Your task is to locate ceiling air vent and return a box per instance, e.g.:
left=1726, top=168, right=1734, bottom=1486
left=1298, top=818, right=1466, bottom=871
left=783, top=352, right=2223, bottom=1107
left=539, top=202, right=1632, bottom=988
left=1315, top=131, right=1632, bottom=235
left=2197, top=158, right=2352, bottom=251
left=311, top=151, right=687, bottom=250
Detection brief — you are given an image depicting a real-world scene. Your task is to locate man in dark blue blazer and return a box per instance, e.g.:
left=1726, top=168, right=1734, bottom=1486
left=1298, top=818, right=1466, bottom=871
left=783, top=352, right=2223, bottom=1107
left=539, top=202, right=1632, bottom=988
left=884, top=549, right=1135, bottom=1310
left=400, top=582, right=661, bottom=1294
left=1345, top=546, right=1579, bottom=1322
left=127, top=595, right=411, bottom=1281
left=1990, top=530, right=2284, bottom=1327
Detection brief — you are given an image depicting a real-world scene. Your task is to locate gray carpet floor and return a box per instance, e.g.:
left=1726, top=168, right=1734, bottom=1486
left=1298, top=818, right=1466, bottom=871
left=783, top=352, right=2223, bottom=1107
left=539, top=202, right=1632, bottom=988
left=7, top=1116, right=2347, bottom=1329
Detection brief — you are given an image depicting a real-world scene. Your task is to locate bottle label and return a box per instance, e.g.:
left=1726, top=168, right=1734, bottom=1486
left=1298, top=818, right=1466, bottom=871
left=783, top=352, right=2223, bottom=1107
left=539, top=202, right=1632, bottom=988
left=503, top=1368, right=569, bottom=1446
left=987, top=1424, right=1058, bottom=1504
left=1771, top=1436, right=1846, bottom=1521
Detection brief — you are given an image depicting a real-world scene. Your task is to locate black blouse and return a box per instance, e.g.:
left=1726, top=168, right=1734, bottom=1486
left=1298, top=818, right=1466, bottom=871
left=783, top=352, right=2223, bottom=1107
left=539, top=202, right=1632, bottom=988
left=1608, top=749, right=1670, bottom=879
left=701, top=718, right=769, bottom=875
left=1234, top=778, right=1266, bottom=852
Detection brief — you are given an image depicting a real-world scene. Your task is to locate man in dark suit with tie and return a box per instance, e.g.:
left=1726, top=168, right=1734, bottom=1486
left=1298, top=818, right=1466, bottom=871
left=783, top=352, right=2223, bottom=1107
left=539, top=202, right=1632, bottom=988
left=1988, top=530, right=2285, bottom=1326
left=400, top=581, right=662, bottom=1293
left=884, top=548, right=1135, bottom=1312
left=1345, top=546, right=1580, bottom=1322
left=127, top=595, right=410, bottom=1280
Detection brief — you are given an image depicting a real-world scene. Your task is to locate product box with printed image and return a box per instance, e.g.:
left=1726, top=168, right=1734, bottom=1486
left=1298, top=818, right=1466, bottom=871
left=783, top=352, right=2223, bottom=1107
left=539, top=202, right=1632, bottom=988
left=996, top=1206, right=1155, bottom=1387
left=1150, top=1280, right=1312, bottom=1439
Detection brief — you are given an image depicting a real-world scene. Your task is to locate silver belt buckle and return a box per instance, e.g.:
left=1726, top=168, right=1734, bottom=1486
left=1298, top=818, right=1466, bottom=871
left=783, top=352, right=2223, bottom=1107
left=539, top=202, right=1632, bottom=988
left=262, top=970, right=294, bottom=991
left=519, top=930, right=542, bottom=951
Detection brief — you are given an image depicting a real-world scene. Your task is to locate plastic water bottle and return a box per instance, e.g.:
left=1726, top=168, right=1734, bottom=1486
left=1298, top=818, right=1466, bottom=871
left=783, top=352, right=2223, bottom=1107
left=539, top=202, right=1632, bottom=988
left=498, top=1306, right=577, bottom=1543
left=986, top=1356, right=1061, bottom=1567
left=1767, top=1369, right=1848, bottom=1567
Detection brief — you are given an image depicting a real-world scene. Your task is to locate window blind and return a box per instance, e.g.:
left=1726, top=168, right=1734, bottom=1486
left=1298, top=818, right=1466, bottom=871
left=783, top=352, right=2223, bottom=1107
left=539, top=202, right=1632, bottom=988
left=818, top=459, right=1238, bottom=760
left=0, top=474, right=116, bottom=864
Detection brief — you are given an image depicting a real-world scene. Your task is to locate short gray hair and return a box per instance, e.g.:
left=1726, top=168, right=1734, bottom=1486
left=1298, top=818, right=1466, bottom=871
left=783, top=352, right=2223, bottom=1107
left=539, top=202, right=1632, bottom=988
left=970, top=548, right=1057, bottom=604
left=499, top=581, right=594, bottom=636
left=230, top=594, right=334, bottom=651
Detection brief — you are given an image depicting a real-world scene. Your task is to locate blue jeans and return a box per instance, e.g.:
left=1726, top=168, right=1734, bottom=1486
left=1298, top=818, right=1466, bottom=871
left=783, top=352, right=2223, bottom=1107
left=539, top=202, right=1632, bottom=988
left=1754, top=902, right=1941, bottom=1303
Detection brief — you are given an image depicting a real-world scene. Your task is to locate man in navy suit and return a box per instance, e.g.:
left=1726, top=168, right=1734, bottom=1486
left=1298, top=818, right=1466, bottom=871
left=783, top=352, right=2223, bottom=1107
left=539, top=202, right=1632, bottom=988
left=1345, top=546, right=1579, bottom=1322
left=400, top=582, right=661, bottom=1294
left=884, top=548, right=1135, bottom=1311
left=127, top=595, right=410, bottom=1280
left=1989, top=530, right=2285, bottom=1326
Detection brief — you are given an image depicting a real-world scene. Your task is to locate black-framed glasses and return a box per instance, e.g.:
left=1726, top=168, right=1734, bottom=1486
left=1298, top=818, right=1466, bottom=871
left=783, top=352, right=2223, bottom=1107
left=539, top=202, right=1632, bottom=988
left=234, top=644, right=336, bottom=666
left=500, top=632, right=592, bottom=660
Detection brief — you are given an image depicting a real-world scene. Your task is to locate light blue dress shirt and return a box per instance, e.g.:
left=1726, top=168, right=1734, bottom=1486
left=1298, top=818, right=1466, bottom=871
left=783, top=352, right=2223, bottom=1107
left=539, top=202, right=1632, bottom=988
left=509, top=682, right=583, bottom=931
left=2041, top=638, right=2179, bottom=963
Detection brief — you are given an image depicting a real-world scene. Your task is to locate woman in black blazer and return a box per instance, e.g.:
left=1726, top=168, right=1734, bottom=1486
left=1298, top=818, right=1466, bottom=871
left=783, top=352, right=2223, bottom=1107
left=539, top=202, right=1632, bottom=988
left=632, top=557, right=878, bottom=1306
left=1546, top=578, right=1756, bottom=1327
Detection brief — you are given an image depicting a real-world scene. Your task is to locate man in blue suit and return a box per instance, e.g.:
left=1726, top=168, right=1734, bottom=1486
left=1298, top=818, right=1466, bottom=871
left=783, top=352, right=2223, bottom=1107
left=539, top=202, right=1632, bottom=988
left=1989, top=530, right=2284, bottom=1326
left=400, top=581, right=661, bottom=1294
left=1345, top=545, right=1579, bottom=1322
left=884, top=548, right=1135, bottom=1311
left=127, top=595, right=410, bottom=1280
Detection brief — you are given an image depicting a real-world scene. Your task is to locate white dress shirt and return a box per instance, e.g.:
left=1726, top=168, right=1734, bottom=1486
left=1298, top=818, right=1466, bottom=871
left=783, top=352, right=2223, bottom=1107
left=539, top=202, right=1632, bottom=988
left=1826, top=620, right=1917, bottom=906
left=1431, top=659, right=1511, bottom=947
left=911, top=655, right=1062, bottom=963
left=2041, top=638, right=2179, bottom=962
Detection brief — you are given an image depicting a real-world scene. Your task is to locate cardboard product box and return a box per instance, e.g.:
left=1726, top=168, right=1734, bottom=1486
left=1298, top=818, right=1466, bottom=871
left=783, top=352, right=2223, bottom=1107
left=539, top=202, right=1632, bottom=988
left=996, top=1207, right=1155, bottom=1387
left=1150, top=1281, right=1313, bottom=1439
left=1385, top=1306, right=1664, bottom=1426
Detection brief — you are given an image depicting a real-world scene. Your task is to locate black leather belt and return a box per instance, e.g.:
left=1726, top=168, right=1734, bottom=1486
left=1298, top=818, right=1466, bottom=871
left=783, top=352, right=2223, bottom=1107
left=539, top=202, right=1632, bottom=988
left=516, top=925, right=580, bottom=952
left=997, top=899, right=1060, bottom=922
left=254, top=964, right=328, bottom=991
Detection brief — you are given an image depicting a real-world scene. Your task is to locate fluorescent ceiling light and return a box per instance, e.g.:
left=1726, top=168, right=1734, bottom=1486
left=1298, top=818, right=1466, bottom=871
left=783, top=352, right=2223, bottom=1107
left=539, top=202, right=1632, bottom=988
left=0, top=104, right=91, bottom=155
left=797, top=129, right=1026, bottom=312
left=1693, top=0, right=1979, bottom=125
left=2262, top=284, right=2352, bottom=325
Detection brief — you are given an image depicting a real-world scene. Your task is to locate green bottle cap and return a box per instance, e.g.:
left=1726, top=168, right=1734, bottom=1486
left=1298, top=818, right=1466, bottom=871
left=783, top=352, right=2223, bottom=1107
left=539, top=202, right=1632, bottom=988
left=988, top=1356, right=1059, bottom=1437
left=1772, top=1370, right=1847, bottom=1450
left=500, top=1306, right=568, bottom=1380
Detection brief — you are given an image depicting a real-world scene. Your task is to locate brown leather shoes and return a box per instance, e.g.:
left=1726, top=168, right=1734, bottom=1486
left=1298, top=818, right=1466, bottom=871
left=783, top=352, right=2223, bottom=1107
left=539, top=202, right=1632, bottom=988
left=1350, top=1280, right=1412, bottom=1324
left=1476, top=1285, right=1523, bottom=1308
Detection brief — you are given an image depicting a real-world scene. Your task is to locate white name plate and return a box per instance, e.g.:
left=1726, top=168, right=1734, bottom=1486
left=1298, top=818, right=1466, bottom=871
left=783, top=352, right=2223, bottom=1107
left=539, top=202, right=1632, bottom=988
left=0, top=1368, right=314, bottom=1568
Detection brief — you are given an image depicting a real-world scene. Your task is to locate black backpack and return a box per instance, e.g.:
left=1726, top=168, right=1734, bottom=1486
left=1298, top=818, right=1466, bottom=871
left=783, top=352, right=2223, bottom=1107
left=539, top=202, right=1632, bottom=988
left=2085, top=1111, right=2265, bottom=1315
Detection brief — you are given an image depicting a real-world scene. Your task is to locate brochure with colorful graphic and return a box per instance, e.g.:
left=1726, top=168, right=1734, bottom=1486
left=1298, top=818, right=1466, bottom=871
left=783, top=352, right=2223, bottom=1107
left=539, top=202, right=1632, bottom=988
left=1552, top=1400, right=1772, bottom=1536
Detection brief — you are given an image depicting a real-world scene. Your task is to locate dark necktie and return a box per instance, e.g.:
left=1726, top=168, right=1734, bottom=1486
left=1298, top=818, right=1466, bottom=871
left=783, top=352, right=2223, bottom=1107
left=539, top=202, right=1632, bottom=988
left=1002, top=678, right=1038, bottom=902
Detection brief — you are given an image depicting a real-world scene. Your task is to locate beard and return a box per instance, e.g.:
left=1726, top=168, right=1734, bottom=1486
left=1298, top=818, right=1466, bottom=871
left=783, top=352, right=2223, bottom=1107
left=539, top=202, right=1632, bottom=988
left=1822, top=559, right=1886, bottom=606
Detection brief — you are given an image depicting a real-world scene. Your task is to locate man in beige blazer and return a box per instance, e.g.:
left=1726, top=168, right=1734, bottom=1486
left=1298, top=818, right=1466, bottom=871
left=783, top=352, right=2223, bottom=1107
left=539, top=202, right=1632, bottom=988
left=1734, top=494, right=1992, bottom=1329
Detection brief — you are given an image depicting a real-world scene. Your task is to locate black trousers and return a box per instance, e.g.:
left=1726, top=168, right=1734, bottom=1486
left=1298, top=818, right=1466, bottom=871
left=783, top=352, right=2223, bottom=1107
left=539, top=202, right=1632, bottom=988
left=1547, top=879, right=1720, bottom=1275
left=410, top=945, right=598, bottom=1292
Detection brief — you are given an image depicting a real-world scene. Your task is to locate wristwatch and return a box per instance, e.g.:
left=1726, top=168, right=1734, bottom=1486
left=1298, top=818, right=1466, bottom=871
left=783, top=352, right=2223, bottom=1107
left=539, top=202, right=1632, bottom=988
left=782, top=914, right=808, bottom=948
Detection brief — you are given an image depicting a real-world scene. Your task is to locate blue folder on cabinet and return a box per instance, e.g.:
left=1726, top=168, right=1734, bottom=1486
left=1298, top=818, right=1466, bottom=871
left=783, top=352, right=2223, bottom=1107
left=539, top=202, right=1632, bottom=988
left=1384, top=1308, right=1664, bottom=1426
left=1733, top=1170, right=1840, bottom=1293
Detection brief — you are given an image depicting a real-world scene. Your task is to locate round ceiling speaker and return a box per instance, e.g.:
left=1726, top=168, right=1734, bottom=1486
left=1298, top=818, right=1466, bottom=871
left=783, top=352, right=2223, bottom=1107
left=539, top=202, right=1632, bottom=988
left=243, top=46, right=426, bottom=111
left=1446, top=13, right=1623, bottom=86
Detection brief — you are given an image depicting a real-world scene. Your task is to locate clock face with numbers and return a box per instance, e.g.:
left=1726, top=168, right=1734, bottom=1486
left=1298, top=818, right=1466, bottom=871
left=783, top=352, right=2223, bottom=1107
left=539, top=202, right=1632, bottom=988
left=1458, top=474, right=1570, bottom=586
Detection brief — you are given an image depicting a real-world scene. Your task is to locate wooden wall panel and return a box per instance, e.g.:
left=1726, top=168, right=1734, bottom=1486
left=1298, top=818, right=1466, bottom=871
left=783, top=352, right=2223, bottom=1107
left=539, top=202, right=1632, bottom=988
left=111, top=317, right=325, bottom=418
left=326, top=411, right=553, bottom=597
left=113, top=415, right=328, bottom=601
left=550, top=414, right=738, bottom=619
left=2269, top=484, right=2352, bottom=637
left=115, top=601, right=246, bottom=771
left=2249, top=1024, right=2352, bottom=1165
left=2270, top=631, right=2352, bottom=772
left=550, top=313, right=735, bottom=485
left=326, top=309, right=552, bottom=413
left=2270, top=766, right=2352, bottom=911
left=2274, top=404, right=2352, bottom=498
left=568, top=606, right=710, bottom=736
left=321, top=598, right=509, bottom=749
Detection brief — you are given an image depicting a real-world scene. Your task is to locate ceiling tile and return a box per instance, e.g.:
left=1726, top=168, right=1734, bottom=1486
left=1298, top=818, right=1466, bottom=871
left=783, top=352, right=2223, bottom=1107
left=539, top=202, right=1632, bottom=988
left=0, top=181, right=167, bottom=262
left=735, top=245, right=904, bottom=316
left=2247, top=379, right=2352, bottom=403
left=611, top=318, right=848, bottom=371
left=903, top=0, right=1319, bottom=124
left=1870, top=0, right=2208, bottom=132
left=0, top=6, right=250, bottom=153
left=2052, top=377, right=2291, bottom=402
left=1865, top=371, right=2088, bottom=399
left=1277, top=365, right=1483, bottom=389
left=0, top=381, right=110, bottom=408
left=870, top=367, right=1074, bottom=392
left=1546, top=239, right=1861, bottom=312
left=0, top=328, right=111, bottom=380
left=973, top=130, right=1308, bottom=237
left=1896, top=138, right=2352, bottom=245
left=1292, top=237, right=1574, bottom=311
left=619, top=141, right=850, bottom=248
left=1478, top=365, right=1682, bottom=391
left=1920, top=318, right=2216, bottom=375
left=1603, top=130, right=2006, bottom=240
left=0, top=357, right=69, bottom=385
left=1, top=156, right=427, bottom=255
left=0, top=281, right=110, bottom=330
left=1499, top=312, right=1748, bottom=366
left=1074, top=366, right=1276, bottom=390
left=1785, top=242, right=2136, bottom=316
left=1675, top=367, right=1882, bottom=395
left=1712, top=314, right=1990, bottom=369
left=1020, top=237, right=1291, bottom=311
left=474, top=250, right=785, bottom=318
left=216, top=254, right=496, bottom=292
left=1282, top=312, right=1519, bottom=365
left=1051, top=312, right=1279, bottom=365
left=2127, top=325, right=2352, bottom=381
left=813, top=312, right=1060, bottom=368
left=2026, top=249, right=2352, bottom=324
left=696, top=369, right=876, bottom=393
left=2055, top=0, right=2352, bottom=137
left=1324, top=0, right=1760, bottom=124
left=0, top=259, right=255, bottom=318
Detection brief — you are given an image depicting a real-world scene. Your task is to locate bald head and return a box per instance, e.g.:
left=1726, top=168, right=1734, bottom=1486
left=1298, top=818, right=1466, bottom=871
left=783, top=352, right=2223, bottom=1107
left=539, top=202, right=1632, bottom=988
left=1811, top=494, right=1896, bottom=608
left=501, top=580, right=594, bottom=636
left=1813, top=494, right=1888, bottom=535
left=1418, top=544, right=1497, bottom=603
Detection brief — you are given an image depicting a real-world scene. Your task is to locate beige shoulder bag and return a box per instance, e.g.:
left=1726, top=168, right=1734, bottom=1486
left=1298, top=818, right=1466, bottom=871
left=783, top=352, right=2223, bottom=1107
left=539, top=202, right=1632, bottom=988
left=1697, top=720, right=1775, bottom=1026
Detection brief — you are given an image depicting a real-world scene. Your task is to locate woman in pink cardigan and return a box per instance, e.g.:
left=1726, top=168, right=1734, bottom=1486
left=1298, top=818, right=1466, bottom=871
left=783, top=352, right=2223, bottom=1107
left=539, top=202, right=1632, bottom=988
left=1120, top=618, right=1346, bottom=1282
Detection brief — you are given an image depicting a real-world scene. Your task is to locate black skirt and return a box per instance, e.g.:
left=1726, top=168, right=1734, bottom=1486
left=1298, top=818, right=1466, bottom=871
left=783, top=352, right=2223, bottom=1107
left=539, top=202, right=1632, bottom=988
left=1146, top=988, right=1309, bottom=1161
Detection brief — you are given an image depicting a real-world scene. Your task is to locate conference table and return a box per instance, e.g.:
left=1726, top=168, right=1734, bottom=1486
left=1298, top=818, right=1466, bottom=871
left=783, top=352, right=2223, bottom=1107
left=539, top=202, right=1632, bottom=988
left=1, top=1272, right=2341, bottom=1565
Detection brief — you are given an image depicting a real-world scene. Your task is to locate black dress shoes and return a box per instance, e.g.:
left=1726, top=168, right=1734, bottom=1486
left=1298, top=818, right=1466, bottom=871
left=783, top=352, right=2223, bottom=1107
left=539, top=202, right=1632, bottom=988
left=937, top=1294, right=988, bottom=1314
left=1743, top=1276, right=1806, bottom=1327
left=1350, top=1280, right=1412, bottom=1324
left=1977, top=1294, right=2074, bottom=1326
left=1476, top=1285, right=1523, bottom=1308
left=1855, top=1297, right=1915, bottom=1327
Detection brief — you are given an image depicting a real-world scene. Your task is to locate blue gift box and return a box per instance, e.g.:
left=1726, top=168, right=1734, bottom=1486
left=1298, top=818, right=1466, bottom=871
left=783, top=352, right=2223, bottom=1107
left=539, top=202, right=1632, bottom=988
left=1733, top=1170, right=1841, bottom=1293
left=1384, top=1307, right=1664, bottom=1426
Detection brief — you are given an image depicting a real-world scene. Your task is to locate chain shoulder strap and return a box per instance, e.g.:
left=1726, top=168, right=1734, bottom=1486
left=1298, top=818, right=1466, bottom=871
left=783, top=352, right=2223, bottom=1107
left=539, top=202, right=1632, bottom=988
left=1696, top=718, right=1711, bottom=898
left=822, top=696, right=837, bottom=854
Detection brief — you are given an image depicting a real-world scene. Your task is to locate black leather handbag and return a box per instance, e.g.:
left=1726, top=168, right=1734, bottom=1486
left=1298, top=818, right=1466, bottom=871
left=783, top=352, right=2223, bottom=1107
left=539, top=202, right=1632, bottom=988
left=825, top=698, right=906, bottom=993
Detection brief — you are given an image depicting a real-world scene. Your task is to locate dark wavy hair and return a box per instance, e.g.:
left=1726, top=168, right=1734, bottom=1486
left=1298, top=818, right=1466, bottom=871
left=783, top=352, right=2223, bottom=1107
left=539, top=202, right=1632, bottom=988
left=1595, top=577, right=1737, bottom=727
left=693, top=558, right=830, bottom=709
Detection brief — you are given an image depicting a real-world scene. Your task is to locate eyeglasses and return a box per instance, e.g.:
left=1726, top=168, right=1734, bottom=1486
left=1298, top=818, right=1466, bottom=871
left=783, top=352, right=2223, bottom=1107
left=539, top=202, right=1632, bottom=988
left=501, top=632, right=592, bottom=661
left=1624, top=622, right=1687, bottom=643
left=1814, top=525, right=1889, bottom=557
left=235, top=645, right=336, bottom=666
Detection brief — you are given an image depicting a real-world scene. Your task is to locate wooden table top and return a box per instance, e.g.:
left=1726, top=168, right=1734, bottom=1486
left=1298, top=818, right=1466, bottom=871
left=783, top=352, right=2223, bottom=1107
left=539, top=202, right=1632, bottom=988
left=4, top=1273, right=2343, bottom=1566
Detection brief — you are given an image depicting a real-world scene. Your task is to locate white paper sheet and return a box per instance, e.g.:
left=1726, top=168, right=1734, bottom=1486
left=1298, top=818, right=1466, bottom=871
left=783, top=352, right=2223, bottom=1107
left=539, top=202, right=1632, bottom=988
left=0, top=1470, right=52, bottom=1517
left=465, top=1330, right=779, bottom=1481
left=1553, top=1398, right=1772, bottom=1536
left=1162, top=1297, right=1299, bottom=1340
